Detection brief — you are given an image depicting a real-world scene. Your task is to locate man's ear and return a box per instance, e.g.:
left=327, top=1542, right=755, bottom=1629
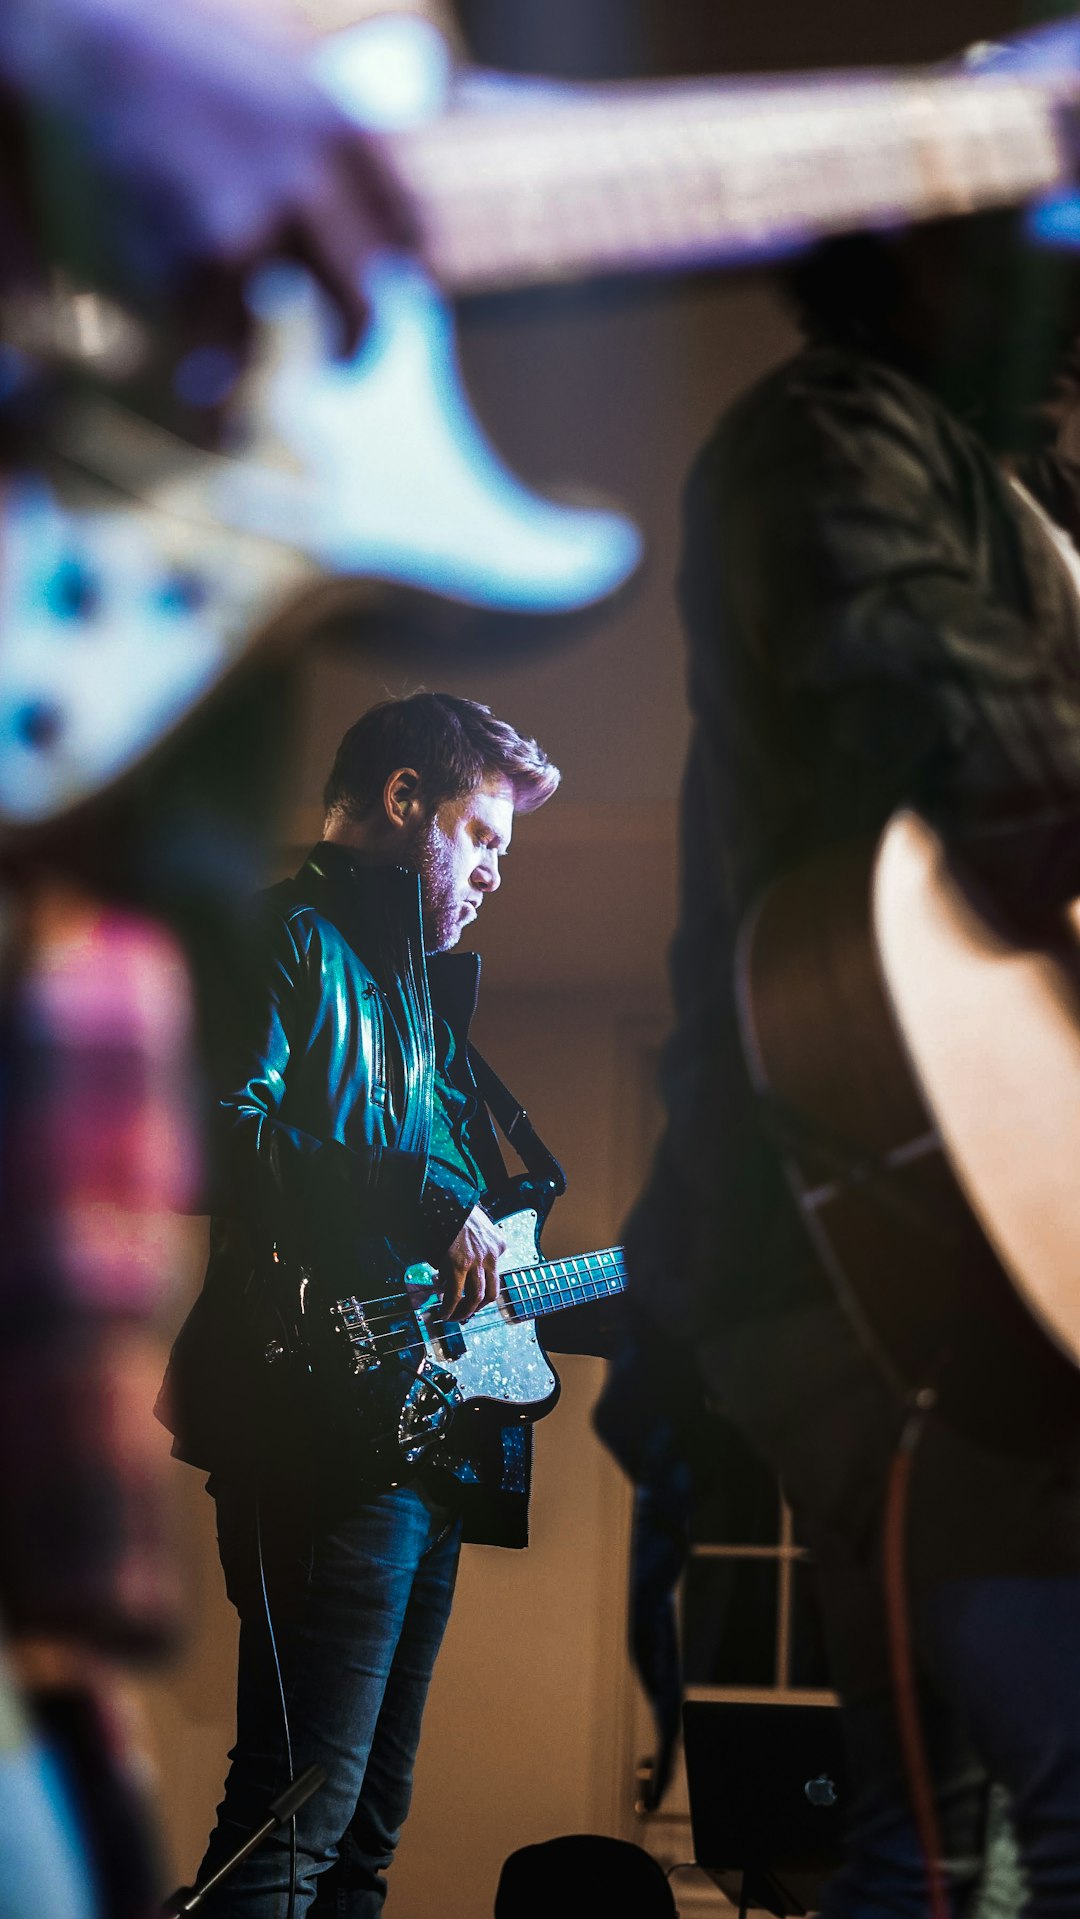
left=383, top=766, right=426, bottom=832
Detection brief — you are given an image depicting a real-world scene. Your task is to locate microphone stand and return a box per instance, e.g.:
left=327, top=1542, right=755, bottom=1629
left=161, top=1765, right=326, bottom=1914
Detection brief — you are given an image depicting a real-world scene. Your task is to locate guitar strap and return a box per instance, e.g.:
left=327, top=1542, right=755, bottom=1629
left=467, top=1045, right=568, bottom=1197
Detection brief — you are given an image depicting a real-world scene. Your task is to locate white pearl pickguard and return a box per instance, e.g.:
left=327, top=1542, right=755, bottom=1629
left=405, top=1207, right=559, bottom=1412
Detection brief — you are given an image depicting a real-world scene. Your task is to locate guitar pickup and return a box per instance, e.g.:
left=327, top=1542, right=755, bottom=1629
left=438, top=1321, right=466, bottom=1361
left=332, top=1296, right=380, bottom=1374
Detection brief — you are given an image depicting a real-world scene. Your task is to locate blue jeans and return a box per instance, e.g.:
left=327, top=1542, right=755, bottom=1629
left=195, top=1479, right=461, bottom=1916
left=701, top=1304, right=1080, bottom=1918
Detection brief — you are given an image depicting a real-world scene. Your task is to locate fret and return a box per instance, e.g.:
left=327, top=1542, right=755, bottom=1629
left=392, top=71, right=1069, bottom=294
left=501, top=1247, right=626, bottom=1321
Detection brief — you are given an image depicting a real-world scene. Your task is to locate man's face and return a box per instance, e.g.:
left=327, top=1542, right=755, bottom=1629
left=413, top=774, right=515, bottom=954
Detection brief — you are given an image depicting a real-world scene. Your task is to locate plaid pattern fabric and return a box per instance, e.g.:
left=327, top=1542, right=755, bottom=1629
left=0, top=887, right=199, bottom=1653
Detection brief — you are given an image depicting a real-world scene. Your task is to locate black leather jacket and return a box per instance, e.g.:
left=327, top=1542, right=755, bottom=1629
left=160, top=842, right=532, bottom=1547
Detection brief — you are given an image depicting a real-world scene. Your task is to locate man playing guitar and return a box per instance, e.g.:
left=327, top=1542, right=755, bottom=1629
left=159, top=692, right=562, bottom=1913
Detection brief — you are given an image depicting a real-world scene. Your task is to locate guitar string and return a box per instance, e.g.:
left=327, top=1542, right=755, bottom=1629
left=354, top=1257, right=627, bottom=1325
left=354, top=1295, right=627, bottom=1364
left=292, top=1248, right=626, bottom=1375
left=354, top=1264, right=628, bottom=1360
left=318, top=1254, right=627, bottom=1364
left=332, top=1251, right=626, bottom=1327
left=355, top=1271, right=628, bottom=1352
left=355, top=1268, right=628, bottom=1331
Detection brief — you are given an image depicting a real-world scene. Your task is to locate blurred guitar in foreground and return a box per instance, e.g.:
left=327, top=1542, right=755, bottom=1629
left=738, top=809, right=1080, bottom=1452
left=2, top=12, right=1079, bottom=832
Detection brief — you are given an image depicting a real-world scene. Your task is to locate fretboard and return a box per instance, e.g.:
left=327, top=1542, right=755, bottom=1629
left=501, top=1247, right=626, bottom=1320
left=392, top=68, right=1073, bottom=294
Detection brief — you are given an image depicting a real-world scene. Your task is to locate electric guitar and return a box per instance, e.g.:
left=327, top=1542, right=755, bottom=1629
left=737, top=809, right=1080, bottom=1453
left=2, top=14, right=1079, bottom=833
left=274, top=1176, right=626, bottom=1478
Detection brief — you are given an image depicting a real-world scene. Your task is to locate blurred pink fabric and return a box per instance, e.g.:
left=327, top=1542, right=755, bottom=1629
left=0, top=892, right=199, bottom=1654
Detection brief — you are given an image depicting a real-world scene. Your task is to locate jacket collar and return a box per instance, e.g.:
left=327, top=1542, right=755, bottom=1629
left=299, top=841, right=482, bottom=1034
left=300, top=838, right=419, bottom=913
left=429, top=947, right=482, bottom=1042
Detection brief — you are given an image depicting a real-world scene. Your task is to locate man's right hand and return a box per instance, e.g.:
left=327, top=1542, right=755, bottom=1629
left=439, top=1205, right=506, bottom=1323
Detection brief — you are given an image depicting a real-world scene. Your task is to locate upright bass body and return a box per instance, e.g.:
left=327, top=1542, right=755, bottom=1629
left=736, top=809, right=1080, bottom=1451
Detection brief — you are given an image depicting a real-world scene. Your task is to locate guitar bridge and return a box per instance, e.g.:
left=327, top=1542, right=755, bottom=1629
left=398, top=1359, right=461, bottom=1459
left=331, top=1296, right=380, bottom=1374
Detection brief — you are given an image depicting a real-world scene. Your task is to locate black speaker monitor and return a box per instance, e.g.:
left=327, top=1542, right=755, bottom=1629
left=682, top=1701, right=846, bottom=1917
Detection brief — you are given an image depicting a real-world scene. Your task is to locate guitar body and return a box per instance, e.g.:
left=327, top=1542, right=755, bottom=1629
left=737, top=810, right=1080, bottom=1452
left=289, top=1176, right=624, bottom=1481
left=402, top=1184, right=562, bottom=1421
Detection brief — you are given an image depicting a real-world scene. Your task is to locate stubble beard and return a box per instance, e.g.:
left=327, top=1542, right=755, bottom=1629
left=413, top=816, right=460, bottom=954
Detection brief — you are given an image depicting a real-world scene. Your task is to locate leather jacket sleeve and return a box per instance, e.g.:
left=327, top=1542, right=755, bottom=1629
left=211, top=908, right=427, bottom=1247
left=698, top=351, right=1080, bottom=922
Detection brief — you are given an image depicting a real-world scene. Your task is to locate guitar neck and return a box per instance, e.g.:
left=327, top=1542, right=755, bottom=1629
left=393, top=68, right=1073, bottom=293
left=501, top=1247, right=626, bottom=1320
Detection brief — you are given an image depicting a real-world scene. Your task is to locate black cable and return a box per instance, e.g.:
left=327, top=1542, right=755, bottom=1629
left=255, top=1487, right=298, bottom=1919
